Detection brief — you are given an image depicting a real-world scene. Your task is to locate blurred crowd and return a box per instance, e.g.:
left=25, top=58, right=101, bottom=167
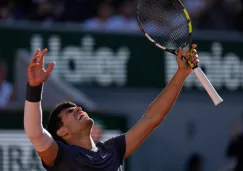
left=0, top=0, right=242, bottom=32
left=0, top=0, right=138, bottom=31
left=183, top=0, right=243, bottom=31
left=0, top=60, right=14, bottom=109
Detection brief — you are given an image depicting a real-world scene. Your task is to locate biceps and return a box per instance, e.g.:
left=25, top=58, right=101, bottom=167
left=124, top=117, right=156, bottom=158
left=38, top=140, right=59, bottom=167
left=28, top=129, right=58, bottom=167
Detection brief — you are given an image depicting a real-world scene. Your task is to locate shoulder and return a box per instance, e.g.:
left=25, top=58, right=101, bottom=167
left=103, top=134, right=126, bottom=146
left=99, top=134, right=126, bottom=163
left=42, top=141, right=74, bottom=170
left=55, top=141, right=78, bottom=155
left=95, top=134, right=126, bottom=153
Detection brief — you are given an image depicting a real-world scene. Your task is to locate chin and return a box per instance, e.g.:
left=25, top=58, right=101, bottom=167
left=77, top=119, right=94, bottom=133
left=88, top=118, right=94, bottom=124
left=86, top=118, right=94, bottom=127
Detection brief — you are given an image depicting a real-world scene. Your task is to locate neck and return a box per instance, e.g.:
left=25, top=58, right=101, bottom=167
left=67, top=134, right=98, bottom=152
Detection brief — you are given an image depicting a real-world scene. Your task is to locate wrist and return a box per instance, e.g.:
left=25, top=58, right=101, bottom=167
left=26, top=82, right=43, bottom=102
left=29, top=83, right=42, bottom=87
left=176, top=69, right=190, bottom=78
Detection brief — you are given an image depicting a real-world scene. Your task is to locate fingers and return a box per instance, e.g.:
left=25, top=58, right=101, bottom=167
left=30, top=49, right=40, bottom=63
left=176, top=48, right=183, bottom=60
left=183, top=44, right=198, bottom=59
left=191, top=54, right=199, bottom=65
left=184, top=49, right=197, bottom=60
left=191, top=44, right=197, bottom=49
left=188, top=48, right=199, bottom=65
left=39, top=48, right=48, bottom=66
left=188, top=44, right=197, bottom=54
left=30, top=48, right=48, bottom=66
left=185, top=44, right=197, bottom=57
left=190, top=44, right=199, bottom=65
left=191, top=48, right=197, bottom=56
left=182, top=44, right=199, bottom=65
left=46, top=62, right=55, bottom=76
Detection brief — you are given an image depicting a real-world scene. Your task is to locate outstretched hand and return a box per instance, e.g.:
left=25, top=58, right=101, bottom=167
left=176, top=44, right=199, bottom=76
left=27, top=49, right=55, bottom=86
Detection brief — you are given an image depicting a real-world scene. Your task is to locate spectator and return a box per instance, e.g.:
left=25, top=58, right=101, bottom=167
left=12, top=0, right=32, bottom=20
left=29, top=0, right=53, bottom=22
left=225, top=0, right=243, bottom=31
left=51, top=0, right=64, bottom=22
left=183, top=0, right=207, bottom=28
left=226, top=114, right=243, bottom=171
left=63, top=0, right=100, bottom=23
left=0, top=0, right=15, bottom=20
left=0, top=60, right=14, bottom=108
left=196, top=0, right=235, bottom=30
left=82, top=3, right=113, bottom=31
left=186, top=153, right=204, bottom=171
left=107, top=1, right=139, bottom=32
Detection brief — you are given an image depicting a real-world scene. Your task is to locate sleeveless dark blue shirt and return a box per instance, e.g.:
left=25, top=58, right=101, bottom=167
left=42, top=135, right=126, bottom=171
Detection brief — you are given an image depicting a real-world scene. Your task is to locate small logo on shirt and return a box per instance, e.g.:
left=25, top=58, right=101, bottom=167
left=101, top=154, right=107, bottom=159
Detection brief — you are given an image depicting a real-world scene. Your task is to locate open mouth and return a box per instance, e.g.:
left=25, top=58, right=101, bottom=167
left=76, top=112, right=88, bottom=120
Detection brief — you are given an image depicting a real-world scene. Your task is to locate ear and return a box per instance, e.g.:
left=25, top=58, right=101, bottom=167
left=56, top=127, right=68, bottom=137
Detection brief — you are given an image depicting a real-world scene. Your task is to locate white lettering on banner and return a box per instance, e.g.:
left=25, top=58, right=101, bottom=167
left=165, top=42, right=243, bottom=91
left=30, top=35, right=130, bottom=87
left=0, top=131, right=44, bottom=171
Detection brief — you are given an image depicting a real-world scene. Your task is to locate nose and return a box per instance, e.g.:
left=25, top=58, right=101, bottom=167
left=75, top=107, right=82, bottom=113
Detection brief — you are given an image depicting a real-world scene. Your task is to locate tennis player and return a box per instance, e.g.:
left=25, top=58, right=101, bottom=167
left=24, top=44, right=199, bottom=171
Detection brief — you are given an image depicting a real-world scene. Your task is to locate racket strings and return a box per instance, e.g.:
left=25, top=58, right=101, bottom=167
left=137, top=0, right=190, bottom=49
left=168, top=15, right=188, bottom=42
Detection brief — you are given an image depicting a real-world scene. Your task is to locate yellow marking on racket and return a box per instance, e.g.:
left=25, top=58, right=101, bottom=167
left=183, top=8, right=190, bottom=20
left=183, top=8, right=192, bottom=33
left=188, top=22, right=192, bottom=33
left=182, top=8, right=194, bottom=68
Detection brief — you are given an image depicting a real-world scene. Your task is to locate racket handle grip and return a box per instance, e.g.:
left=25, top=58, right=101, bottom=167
left=193, top=67, right=223, bottom=106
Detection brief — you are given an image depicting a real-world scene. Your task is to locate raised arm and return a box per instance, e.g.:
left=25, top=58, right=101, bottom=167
left=124, top=45, right=199, bottom=158
left=24, top=49, right=57, bottom=166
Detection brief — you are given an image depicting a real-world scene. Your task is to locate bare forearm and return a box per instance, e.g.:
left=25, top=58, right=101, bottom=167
left=24, top=101, right=44, bottom=136
left=145, top=70, right=188, bottom=125
left=24, top=83, right=53, bottom=152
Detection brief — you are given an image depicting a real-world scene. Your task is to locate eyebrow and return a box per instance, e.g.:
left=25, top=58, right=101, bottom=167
left=65, top=107, right=75, bottom=115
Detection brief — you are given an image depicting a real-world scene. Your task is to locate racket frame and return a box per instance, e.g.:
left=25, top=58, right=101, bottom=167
left=136, top=0, right=223, bottom=106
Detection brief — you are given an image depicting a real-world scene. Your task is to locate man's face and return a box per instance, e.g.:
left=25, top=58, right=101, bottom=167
left=58, top=106, right=94, bottom=138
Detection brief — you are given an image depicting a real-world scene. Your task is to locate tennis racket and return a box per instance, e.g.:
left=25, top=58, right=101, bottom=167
left=136, top=0, right=223, bottom=106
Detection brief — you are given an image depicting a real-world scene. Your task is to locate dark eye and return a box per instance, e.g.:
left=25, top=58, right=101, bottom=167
left=66, top=108, right=74, bottom=114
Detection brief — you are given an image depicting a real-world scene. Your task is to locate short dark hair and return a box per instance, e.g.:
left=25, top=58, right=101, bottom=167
left=47, top=101, right=77, bottom=144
